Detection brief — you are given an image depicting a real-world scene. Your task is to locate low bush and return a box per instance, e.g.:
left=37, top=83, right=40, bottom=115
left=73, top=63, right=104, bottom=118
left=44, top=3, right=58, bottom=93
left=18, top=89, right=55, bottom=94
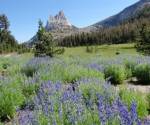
left=104, top=65, right=126, bottom=85
left=134, top=64, right=150, bottom=84
left=147, top=93, right=150, bottom=111
left=116, top=51, right=120, bottom=55
left=22, top=82, right=39, bottom=98
left=21, top=65, right=38, bottom=77
left=0, top=82, right=25, bottom=121
left=0, top=59, right=11, bottom=71
left=86, top=46, right=98, bottom=53
left=21, top=76, right=39, bottom=100
left=2, top=62, right=10, bottom=70
left=119, top=89, right=149, bottom=118
left=124, top=60, right=137, bottom=78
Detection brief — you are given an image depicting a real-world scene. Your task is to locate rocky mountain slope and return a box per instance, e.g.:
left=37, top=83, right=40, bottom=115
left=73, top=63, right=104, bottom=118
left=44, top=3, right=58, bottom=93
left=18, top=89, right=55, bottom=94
left=90, top=0, right=150, bottom=29
left=26, top=0, right=150, bottom=46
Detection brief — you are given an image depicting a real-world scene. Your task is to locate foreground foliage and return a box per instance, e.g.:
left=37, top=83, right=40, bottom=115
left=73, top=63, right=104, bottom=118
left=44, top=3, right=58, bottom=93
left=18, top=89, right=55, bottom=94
left=0, top=54, right=150, bottom=124
left=18, top=81, right=144, bottom=125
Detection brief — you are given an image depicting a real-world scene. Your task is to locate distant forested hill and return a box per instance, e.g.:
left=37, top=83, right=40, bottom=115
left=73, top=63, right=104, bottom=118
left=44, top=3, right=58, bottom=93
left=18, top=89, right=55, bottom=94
left=61, top=4, right=150, bottom=47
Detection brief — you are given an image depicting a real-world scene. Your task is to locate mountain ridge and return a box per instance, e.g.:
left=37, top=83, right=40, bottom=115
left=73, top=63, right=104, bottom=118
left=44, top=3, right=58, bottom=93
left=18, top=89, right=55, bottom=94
left=26, top=0, right=150, bottom=46
left=89, top=0, right=150, bottom=29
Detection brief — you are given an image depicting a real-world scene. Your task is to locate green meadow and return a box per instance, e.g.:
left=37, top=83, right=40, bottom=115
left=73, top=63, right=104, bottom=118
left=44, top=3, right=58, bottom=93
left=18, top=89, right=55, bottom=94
left=0, top=44, right=150, bottom=125
left=63, top=43, right=138, bottom=58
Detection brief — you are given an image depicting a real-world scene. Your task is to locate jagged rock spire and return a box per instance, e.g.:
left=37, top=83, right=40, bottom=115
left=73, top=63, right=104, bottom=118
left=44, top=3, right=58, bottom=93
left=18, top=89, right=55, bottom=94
left=46, top=10, right=72, bottom=31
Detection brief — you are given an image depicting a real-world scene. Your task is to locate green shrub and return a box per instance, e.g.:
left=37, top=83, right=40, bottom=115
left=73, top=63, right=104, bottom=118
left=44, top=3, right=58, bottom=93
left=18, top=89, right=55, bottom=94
left=115, top=51, right=120, bottom=55
left=86, top=46, right=98, bottom=53
left=124, top=60, right=137, bottom=78
left=104, top=65, right=126, bottom=85
left=22, top=83, right=39, bottom=98
left=2, top=63, right=10, bottom=70
left=147, top=93, right=150, bottom=111
left=86, top=46, right=94, bottom=53
left=119, top=89, right=148, bottom=118
left=21, top=65, right=37, bottom=77
left=134, top=64, right=150, bottom=84
left=0, top=83, right=24, bottom=121
left=0, top=59, right=11, bottom=71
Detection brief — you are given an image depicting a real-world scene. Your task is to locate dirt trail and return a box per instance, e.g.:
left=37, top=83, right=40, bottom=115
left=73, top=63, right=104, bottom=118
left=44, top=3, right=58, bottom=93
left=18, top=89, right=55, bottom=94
left=127, top=84, right=150, bottom=93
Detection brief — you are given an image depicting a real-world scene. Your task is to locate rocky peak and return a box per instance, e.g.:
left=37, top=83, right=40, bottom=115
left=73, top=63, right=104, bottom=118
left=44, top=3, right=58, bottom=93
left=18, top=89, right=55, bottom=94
left=56, top=10, right=66, bottom=19
left=46, top=10, right=72, bottom=31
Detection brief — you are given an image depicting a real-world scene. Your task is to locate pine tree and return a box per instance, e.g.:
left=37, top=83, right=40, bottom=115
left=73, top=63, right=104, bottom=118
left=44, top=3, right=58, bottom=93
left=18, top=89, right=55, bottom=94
left=35, top=20, right=65, bottom=57
left=136, top=23, right=150, bottom=55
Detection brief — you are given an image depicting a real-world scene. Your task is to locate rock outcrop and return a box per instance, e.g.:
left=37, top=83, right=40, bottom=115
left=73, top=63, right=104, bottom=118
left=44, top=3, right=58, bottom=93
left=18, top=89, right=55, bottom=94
left=45, top=11, right=73, bottom=31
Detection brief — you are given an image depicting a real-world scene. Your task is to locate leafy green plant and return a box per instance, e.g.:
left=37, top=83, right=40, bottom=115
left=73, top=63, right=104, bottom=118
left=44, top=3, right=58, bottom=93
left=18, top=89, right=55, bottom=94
left=21, top=65, right=37, bottom=77
left=134, top=64, right=150, bottom=84
left=0, top=83, right=24, bottom=121
left=22, top=83, right=39, bottom=98
left=147, top=93, right=150, bottom=112
left=2, top=62, right=10, bottom=70
left=104, top=65, right=126, bottom=85
left=124, top=60, right=137, bottom=78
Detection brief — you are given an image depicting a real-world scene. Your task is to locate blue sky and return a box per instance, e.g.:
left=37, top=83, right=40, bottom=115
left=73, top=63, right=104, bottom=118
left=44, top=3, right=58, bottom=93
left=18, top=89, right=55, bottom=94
left=0, top=0, right=139, bottom=42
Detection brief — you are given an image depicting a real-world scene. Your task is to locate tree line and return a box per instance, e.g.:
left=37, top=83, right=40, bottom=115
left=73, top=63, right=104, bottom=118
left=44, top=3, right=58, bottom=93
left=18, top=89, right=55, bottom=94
left=60, top=6, right=150, bottom=54
left=0, top=14, right=30, bottom=54
left=0, top=6, right=150, bottom=56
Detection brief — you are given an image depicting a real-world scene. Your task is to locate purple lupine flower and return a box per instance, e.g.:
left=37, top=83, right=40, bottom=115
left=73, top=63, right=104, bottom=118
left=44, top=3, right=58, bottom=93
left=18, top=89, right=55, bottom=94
left=62, top=91, right=70, bottom=101
left=117, top=98, right=132, bottom=125
left=58, top=103, right=63, bottom=119
left=50, top=101, right=54, bottom=113
left=71, top=92, right=80, bottom=103
left=105, top=103, right=112, bottom=119
left=137, top=119, right=142, bottom=125
left=130, top=101, right=138, bottom=124
left=143, top=119, right=150, bottom=125
left=97, top=94, right=106, bottom=125
left=68, top=114, right=76, bottom=125
left=43, top=102, right=49, bottom=116
left=22, top=75, right=145, bottom=125
left=55, top=81, right=61, bottom=91
left=18, top=110, right=35, bottom=125
left=88, top=63, right=105, bottom=72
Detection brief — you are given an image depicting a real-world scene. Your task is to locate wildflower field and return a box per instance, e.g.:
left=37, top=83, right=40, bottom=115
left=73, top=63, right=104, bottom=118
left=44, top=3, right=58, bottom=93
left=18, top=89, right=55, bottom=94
left=0, top=44, right=150, bottom=125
